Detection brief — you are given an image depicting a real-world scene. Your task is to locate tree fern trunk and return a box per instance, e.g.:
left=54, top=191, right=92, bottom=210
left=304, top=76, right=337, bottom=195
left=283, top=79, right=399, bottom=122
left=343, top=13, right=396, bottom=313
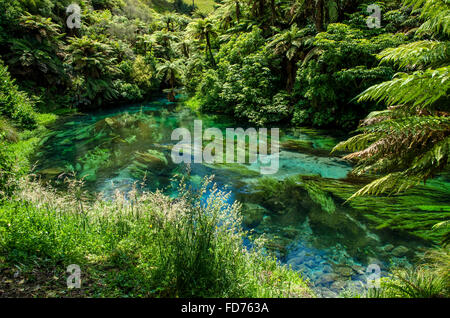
left=206, top=33, right=216, bottom=67
left=315, top=0, right=324, bottom=32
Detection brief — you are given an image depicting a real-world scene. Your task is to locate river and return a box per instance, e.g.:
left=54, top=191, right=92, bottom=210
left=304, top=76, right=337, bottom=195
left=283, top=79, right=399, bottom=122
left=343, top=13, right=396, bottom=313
left=33, top=96, right=450, bottom=297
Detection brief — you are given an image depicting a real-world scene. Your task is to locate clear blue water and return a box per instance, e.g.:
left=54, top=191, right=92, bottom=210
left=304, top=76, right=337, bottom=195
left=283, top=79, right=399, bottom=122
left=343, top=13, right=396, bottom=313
left=34, top=96, right=447, bottom=297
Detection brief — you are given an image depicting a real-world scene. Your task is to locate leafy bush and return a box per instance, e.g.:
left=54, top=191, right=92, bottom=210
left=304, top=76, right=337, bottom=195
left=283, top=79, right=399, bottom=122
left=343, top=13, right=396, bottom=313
left=333, top=0, right=450, bottom=198
left=0, top=139, right=15, bottom=197
left=293, top=23, right=406, bottom=129
left=130, top=55, right=158, bottom=92
left=0, top=135, right=39, bottom=198
left=113, top=79, right=143, bottom=101
left=0, top=61, right=36, bottom=128
left=91, top=0, right=125, bottom=10
left=193, top=28, right=289, bottom=125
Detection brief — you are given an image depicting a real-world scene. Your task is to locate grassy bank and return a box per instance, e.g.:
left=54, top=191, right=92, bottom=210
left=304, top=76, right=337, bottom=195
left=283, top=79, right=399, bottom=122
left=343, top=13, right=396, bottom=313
left=0, top=175, right=312, bottom=297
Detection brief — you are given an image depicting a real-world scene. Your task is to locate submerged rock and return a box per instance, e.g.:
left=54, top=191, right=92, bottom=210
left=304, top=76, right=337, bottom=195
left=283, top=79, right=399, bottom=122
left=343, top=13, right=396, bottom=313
left=242, top=203, right=268, bottom=227
left=351, top=265, right=365, bottom=275
left=94, top=117, right=119, bottom=132
left=330, top=280, right=349, bottom=291
left=391, top=245, right=410, bottom=258
left=322, top=265, right=333, bottom=273
left=287, top=257, right=304, bottom=267
left=135, top=149, right=168, bottom=170
left=367, top=257, right=383, bottom=268
left=39, top=167, right=65, bottom=178
left=316, top=287, right=339, bottom=298
left=317, top=273, right=339, bottom=285
left=334, top=266, right=354, bottom=277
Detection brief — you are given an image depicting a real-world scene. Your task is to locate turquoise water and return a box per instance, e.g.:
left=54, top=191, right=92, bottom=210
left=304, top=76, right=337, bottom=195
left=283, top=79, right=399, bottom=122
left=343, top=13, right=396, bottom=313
left=34, top=97, right=448, bottom=297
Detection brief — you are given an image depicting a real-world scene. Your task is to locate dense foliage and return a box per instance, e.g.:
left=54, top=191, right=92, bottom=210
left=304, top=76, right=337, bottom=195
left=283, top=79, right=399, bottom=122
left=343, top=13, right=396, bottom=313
left=0, top=0, right=448, bottom=299
left=0, top=0, right=425, bottom=129
left=185, top=0, right=421, bottom=129
left=333, top=0, right=449, bottom=197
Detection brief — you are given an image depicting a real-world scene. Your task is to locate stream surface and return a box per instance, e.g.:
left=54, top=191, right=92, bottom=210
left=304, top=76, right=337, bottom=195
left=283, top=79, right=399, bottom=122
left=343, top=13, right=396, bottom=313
left=34, top=96, right=450, bottom=297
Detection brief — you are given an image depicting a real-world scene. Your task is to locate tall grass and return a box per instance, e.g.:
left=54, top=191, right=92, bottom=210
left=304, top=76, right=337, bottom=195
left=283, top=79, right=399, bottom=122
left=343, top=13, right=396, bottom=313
left=0, top=175, right=312, bottom=297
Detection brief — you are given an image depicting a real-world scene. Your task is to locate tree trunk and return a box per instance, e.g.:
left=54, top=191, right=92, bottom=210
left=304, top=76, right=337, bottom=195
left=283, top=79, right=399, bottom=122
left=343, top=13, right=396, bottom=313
left=168, top=75, right=176, bottom=102
left=206, top=33, right=216, bottom=67
left=315, top=0, right=324, bottom=32
left=259, top=0, right=264, bottom=17
left=286, top=59, right=296, bottom=93
left=168, top=90, right=176, bottom=102
left=270, top=0, right=277, bottom=26
left=183, top=44, right=190, bottom=58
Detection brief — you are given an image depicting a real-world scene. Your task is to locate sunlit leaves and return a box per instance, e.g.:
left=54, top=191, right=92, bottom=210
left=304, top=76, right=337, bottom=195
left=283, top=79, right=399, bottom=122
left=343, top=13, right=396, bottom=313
left=378, top=41, right=449, bottom=69
left=357, top=67, right=450, bottom=111
left=404, top=0, right=450, bottom=36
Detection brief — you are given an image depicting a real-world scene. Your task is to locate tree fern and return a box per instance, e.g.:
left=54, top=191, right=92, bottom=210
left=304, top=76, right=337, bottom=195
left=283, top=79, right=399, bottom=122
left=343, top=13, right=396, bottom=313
left=403, top=0, right=450, bottom=35
left=357, top=67, right=449, bottom=111
left=377, top=40, right=449, bottom=69
left=334, top=0, right=450, bottom=199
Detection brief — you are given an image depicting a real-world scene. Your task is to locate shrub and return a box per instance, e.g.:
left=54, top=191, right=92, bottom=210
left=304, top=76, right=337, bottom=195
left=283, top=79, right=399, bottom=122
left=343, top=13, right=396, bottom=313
left=0, top=135, right=39, bottom=198
left=0, top=62, right=36, bottom=128
left=113, top=79, right=144, bottom=101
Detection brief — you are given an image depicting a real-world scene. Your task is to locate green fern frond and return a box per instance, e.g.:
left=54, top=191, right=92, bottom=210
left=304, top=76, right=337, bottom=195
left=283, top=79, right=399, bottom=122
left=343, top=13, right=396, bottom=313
left=432, top=220, right=450, bottom=230
left=363, top=116, right=450, bottom=135
left=346, top=173, right=423, bottom=200
left=332, top=132, right=379, bottom=153
left=403, top=0, right=450, bottom=36
left=377, top=41, right=449, bottom=69
left=410, top=136, right=450, bottom=173
left=357, top=66, right=450, bottom=111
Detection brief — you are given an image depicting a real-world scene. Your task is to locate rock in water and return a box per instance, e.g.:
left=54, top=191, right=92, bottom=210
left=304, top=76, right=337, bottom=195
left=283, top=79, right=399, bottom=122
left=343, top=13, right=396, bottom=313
left=242, top=203, right=269, bottom=227
left=95, top=117, right=116, bottom=132
left=135, top=149, right=168, bottom=170
left=335, top=266, right=354, bottom=277
left=39, top=167, right=65, bottom=178
left=317, top=273, right=339, bottom=285
left=391, top=246, right=410, bottom=257
left=331, top=280, right=348, bottom=291
left=287, top=257, right=304, bottom=267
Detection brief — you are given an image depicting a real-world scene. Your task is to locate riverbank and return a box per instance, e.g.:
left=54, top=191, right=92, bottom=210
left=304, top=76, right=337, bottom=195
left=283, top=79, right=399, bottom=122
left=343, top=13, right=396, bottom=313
left=0, top=175, right=312, bottom=298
